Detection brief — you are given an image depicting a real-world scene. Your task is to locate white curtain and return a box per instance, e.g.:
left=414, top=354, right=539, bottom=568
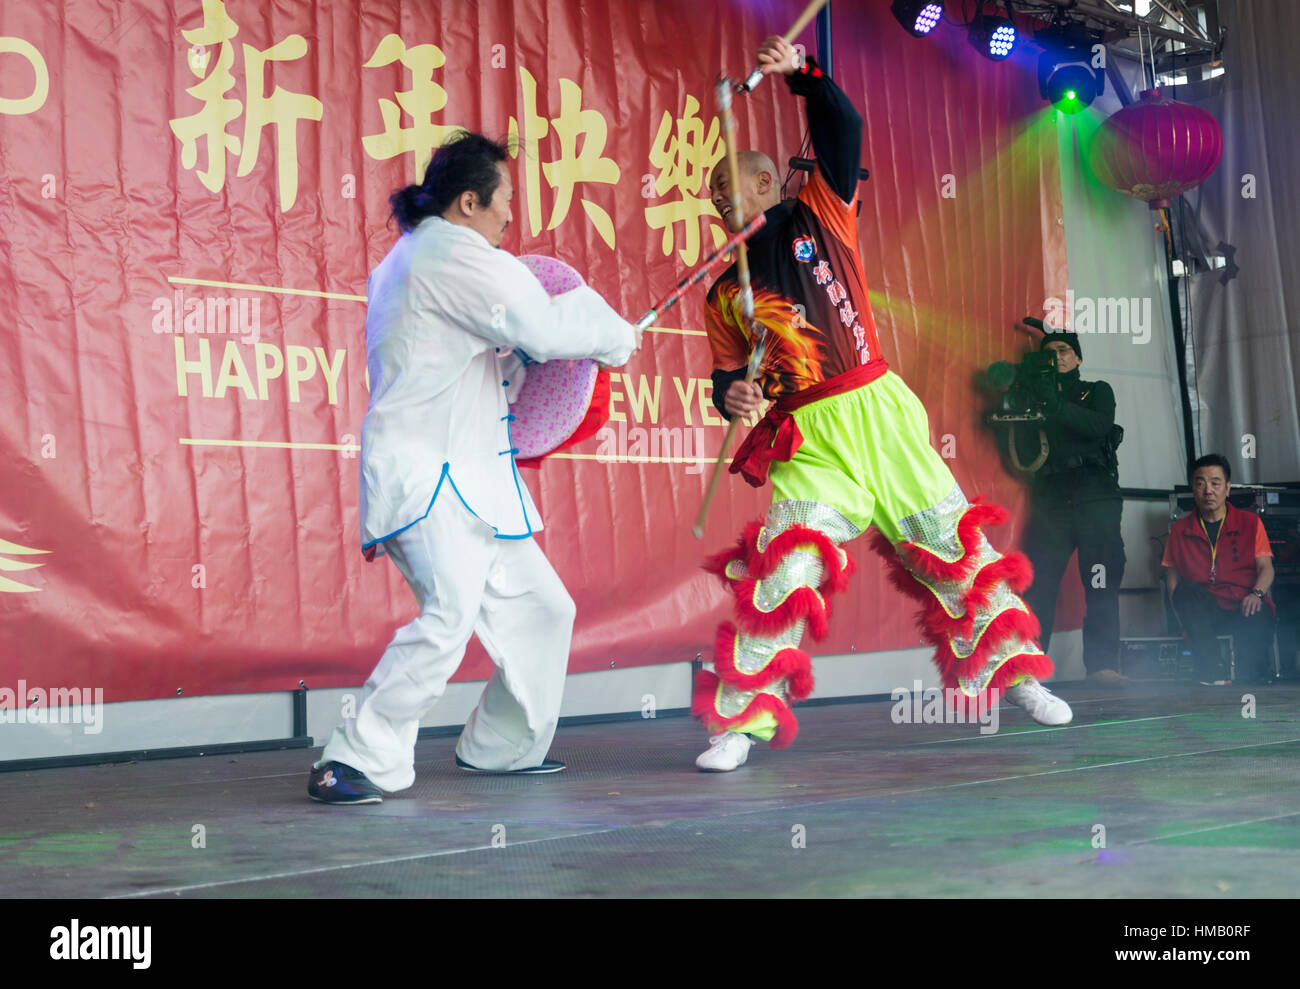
left=1179, top=0, right=1300, bottom=481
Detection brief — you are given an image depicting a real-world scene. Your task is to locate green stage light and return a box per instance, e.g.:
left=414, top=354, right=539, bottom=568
left=1038, top=48, right=1105, bottom=114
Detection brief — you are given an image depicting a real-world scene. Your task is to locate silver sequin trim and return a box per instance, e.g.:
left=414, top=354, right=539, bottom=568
left=895, top=485, right=969, bottom=562
left=957, top=636, right=1044, bottom=696
left=951, top=584, right=1028, bottom=658
left=710, top=500, right=857, bottom=705
left=753, top=549, right=825, bottom=612
left=762, top=500, right=862, bottom=546
left=732, top=618, right=808, bottom=675
left=716, top=681, right=787, bottom=718
left=908, top=536, right=1002, bottom=619
left=886, top=486, right=1041, bottom=696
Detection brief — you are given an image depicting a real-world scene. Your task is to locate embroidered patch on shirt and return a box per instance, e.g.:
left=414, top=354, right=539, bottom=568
left=792, top=235, right=817, bottom=263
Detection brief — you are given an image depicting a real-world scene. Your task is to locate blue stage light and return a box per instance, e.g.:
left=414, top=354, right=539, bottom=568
left=891, top=1, right=944, bottom=39
left=969, top=14, right=1018, bottom=61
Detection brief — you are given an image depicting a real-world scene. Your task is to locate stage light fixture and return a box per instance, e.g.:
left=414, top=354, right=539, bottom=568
left=968, top=13, right=1018, bottom=60
left=891, top=0, right=944, bottom=38
left=1037, top=46, right=1106, bottom=113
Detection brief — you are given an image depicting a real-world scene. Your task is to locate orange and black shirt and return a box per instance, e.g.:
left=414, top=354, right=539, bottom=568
left=708, top=61, right=882, bottom=412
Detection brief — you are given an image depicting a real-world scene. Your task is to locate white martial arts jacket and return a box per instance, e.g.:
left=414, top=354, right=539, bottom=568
left=359, top=216, right=636, bottom=555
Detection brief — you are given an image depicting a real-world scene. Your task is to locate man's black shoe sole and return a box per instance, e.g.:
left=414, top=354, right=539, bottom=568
left=308, top=790, right=382, bottom=805
left=455, top=757, right=566, bottom=775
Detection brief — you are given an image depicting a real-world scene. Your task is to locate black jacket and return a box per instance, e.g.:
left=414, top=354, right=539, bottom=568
left=1028, top=369, right=1121, bottom=489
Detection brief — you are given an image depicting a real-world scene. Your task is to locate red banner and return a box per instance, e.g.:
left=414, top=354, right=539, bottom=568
left=1, top=0, right=1073, bottom=702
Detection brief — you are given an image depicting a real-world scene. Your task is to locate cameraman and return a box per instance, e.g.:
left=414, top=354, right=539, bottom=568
left=1019, top=331, right=1128, bottom=684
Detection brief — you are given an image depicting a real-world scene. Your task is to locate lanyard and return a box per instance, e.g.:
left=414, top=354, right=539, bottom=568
left=1198, top=514, right=1222, bottom=583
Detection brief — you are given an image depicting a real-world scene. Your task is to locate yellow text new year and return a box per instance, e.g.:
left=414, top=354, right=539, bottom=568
left=607, top=373, right=760, bottom=427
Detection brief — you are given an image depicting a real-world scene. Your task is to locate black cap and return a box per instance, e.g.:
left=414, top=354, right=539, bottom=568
left=1040, top=331, right=1082, bottom=361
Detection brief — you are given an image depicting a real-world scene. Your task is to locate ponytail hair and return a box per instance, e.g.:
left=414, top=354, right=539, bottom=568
left=389, top=130, right=512, bottom=233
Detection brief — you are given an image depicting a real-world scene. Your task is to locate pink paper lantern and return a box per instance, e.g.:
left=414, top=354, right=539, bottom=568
left=1087, top=88, right=1224, bottom=209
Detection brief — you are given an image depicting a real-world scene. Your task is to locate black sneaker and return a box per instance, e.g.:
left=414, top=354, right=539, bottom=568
left=308, top=761, right=383, bottom=804
left=455, top=755, right=566, bottom=775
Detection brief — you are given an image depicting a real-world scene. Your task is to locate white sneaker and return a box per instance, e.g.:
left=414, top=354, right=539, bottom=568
left=695, top=732, right=753, bottom=772
left=1002, top=677, right=1073, bottom=726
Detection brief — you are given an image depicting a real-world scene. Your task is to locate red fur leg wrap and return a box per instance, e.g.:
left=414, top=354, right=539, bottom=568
left=893, top=499, right=1008, bottom=583
left=703, top=521, right=765, bottom=583
left=871, top=499, right=1056, bottom=694
left=988, top=653, right=1056, bottom=690
left=692, top=671, right=800, bottom=749
left=713, top=622, right=815, bottom=700
left=696, top=515, right=858, bottom=747
left=928, top=607, right=1043, bottom=686
left=704, top=519, right=856, bottom=642
left=703, top=521, right=855, bottom=595
left=730, top=581, right=831, bottom=640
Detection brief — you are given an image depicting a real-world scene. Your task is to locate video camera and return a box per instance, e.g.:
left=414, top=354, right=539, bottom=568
left=981, top=342, right=1056, bottom=473
left=983, top=351, right=1056, bottom=425
left=984, top=315, right=1067, bottom=425
left=980, top=316, right=1124, bottom=475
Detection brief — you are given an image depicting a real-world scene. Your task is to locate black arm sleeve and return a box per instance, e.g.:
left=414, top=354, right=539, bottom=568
left=786, top=58, right=864, bottom=205
left=711, top=367, right=747, bottom=421
left=1052, top=380, right=1116, bottom=439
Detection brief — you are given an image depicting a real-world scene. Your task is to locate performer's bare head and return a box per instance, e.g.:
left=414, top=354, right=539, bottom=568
left=389, top=131, right=515, bottom=247
left=709, top=151, right=780, bottom=228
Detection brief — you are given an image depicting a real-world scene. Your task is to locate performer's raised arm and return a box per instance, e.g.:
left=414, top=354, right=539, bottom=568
left=780, top=42, right=863, bottom=205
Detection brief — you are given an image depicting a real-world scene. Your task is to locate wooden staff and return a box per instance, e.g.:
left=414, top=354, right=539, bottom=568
left=634, top=212, right=766, bottom=333
left=692, top=77, right=764, bottom=541
left=737, top=0, right=830, bottom=93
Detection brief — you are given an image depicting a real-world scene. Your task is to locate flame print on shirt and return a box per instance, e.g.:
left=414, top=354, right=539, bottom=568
left=713, top=282, right=827, bottom=397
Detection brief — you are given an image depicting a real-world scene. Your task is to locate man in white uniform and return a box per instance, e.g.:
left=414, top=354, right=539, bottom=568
left=309, top=132, right=638, bottom=804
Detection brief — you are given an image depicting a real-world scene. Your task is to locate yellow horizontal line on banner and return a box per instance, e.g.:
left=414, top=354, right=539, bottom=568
left=168, top=276, right=366, bottom=302
left=167, top=277, right=706, bottom=335
left=179, top=441, right=727, bottom=462
left=547, top=453, right=731, bottom=464
left=181, top=438, right=360, bottom=452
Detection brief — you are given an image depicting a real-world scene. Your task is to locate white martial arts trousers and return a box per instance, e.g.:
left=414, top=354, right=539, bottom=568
left=319, top=496, right=576, bottom=791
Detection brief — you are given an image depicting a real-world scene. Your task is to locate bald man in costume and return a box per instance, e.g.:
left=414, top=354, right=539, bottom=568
left=693, top=38, right=1072, bottom=771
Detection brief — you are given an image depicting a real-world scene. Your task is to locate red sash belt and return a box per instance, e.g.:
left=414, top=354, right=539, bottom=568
left=729, top=359, right=889, bottom=487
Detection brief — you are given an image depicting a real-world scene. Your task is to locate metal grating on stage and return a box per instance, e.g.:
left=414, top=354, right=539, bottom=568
left=3, top=682, right=1298, bottom=898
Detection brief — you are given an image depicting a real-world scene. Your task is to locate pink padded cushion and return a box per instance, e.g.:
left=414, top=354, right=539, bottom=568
left=510, top=255, right=600, bottom=459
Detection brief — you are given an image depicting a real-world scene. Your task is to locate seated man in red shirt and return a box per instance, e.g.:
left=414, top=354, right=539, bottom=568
left=1162, top=454, right=1276, bottom=684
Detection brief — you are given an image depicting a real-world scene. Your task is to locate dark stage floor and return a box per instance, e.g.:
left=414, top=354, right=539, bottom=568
left=4, top=681, right=1299, bottom=898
